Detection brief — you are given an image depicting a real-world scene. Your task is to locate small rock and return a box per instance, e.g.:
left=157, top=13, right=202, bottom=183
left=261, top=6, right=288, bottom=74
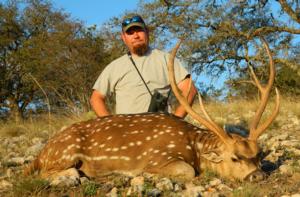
left=25, top=143, right=45, bottom=156
left=31, top=137, right=44, bottom=144
left=174, top=183, right=183, bottom=192
left=183, top=182, right=205, bottom=197
left=6, top=169, right=13, bottom=178
left=80, top=177, right=89, bottom=184
left=130, top=176, right=144, bottom=193
left=279, top=165, right=294, bottom=176
left=209, top=178, right=222, bottom=187
left=155, top=177, right=173, bottom=191
left=0, top=180, right=13, bottom=191
left=106, top=187, right=118, bottom=197
left=7, top=157, right=25, bottom=166
left=217, top=184, right=233, bottom=192
left=50, top=168, right=80, bottom=187
left=146, top=188, right=161, bottom=197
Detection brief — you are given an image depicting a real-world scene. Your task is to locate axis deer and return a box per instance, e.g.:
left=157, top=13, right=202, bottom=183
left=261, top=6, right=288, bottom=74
left=24, top=38, right=279, bottom=182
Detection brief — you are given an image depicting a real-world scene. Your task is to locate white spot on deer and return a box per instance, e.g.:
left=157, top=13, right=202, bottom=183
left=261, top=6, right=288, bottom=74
left=90, top=139, right=95, bottom=142
left=146, top=136, right=151, bottom=141
left=54, top=151, right=59, bottom=155
left=110, top=156, right=119, bottom=160
left=161, top=152, right=167, bottom=156
left=88, top=146, right=92, bottom=150
left=112, top=148, right=119, bottom=152
left=81, top=137, right=86, bottom=140
left=170, top=141, right=175, bottom=144
left=152, top=162, right=158, bottom=166
left=142, top=151, right=147, bottom=156
left=118, top=124, right=123, bottom=128
left=129, top=142, right=135, bottom=146
left=153, top=150, right=160, bottom=153
left=96, top=128, right=101, bottom=132
left=121, top=146, right=127, bottom=150
left=153, top=129, right=158, bottom=132
left=120, top=156, right=130, bottom=161
left=99, top=144, right=105, bottom=148
left=159, top=131, right=164, bottom=135
left=107, top=136, right=112, bottom=140
left=133, top=120, right=138, bottom=123
left=178, top=131, right=184, bottom=135
left=141, top=118, right=147, bottom=121
left=131, top=130, right=139, bottom=134
left=76, top=145, right=80, bottom=149
left=93, top=156, right=108, bottom=160
left=105, top=148, right=111, bottom=151
left=136, top=155, right=142, bottom=160
left=86, top=124, right=91, bottom=128
left=107, top=119, right=112, bottom=123
left=136, top=141, right=142, bottom=146
left=165, top=129, right=171, bottom=133
left=153, top=135, right=158, bottom=139
left=148, top=148, right=153, bottom=152
left=93, top=142, right=98, bottom=146
left=67, top=144, right=75, bottom=150
left=167, top=144, right=176, bottom=148
left=186, top=145, right=192, bottom=150
left=167, top=156, right=173, bottom=160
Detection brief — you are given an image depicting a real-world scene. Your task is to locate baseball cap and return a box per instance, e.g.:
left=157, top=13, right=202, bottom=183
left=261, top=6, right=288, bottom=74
left=122, top=15, right=146, bottom=32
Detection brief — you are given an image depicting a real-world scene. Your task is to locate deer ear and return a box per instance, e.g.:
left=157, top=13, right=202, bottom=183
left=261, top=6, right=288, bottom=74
left=201, top=151, right=223, bottom=163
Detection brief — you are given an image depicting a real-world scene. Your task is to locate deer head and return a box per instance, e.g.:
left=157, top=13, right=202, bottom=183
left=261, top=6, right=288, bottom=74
left=167, top=38, right=280, bottom=180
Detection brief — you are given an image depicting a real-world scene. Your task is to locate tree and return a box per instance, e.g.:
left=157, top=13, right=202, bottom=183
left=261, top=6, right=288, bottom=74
left=0, top=0, right=114, bottom=120
left=102, top=0, right=300, bottom=99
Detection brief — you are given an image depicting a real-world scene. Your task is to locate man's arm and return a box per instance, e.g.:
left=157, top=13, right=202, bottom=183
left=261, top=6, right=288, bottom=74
left=90, top=90, right=110, bottom=117
left=173, top=77, right=197, bottom=118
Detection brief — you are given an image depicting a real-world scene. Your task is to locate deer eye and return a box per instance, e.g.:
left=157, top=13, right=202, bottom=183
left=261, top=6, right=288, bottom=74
left=231, top=157, right=239, bottom=162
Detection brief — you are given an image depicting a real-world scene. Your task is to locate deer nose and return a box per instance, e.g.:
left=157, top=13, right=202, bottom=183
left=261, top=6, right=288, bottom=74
left=244, top=169, right=266, bottom=182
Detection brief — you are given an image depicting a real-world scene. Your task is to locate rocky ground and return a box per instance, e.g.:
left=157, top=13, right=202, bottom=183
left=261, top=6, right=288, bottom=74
left=0, top=108, right=299, bottom=196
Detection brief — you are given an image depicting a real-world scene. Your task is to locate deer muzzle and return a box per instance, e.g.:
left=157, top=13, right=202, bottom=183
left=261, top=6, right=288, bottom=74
left=244, top=169, right=266, bottom=182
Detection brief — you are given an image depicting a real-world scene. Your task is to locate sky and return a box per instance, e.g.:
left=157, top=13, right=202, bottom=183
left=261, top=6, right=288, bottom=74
left=51, top=0, right=140, bottom=27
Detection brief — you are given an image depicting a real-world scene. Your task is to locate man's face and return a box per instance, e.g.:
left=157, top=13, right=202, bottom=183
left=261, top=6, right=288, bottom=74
left=121, top=26, right=149, bottom=56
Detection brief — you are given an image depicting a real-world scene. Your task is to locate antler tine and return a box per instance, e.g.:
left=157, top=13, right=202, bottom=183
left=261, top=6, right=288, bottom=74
left=198, top=93, right=215, bottom=127
left=168, top=40, right=231, bottom=143
left=248, top=38, right=280, bottom=141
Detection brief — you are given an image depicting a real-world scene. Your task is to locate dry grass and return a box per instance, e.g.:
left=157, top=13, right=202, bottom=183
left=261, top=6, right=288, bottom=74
left=188, top=96, right=299, bottom=129
left=0, top=97, right=299, bottom=196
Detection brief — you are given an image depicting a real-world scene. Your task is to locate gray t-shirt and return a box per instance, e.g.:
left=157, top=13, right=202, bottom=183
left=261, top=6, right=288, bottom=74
left=93, top=48, right=189, bottom=114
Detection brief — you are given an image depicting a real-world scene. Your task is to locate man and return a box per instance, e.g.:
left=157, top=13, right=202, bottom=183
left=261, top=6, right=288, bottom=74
left=90, top=15, right=196, bottom=118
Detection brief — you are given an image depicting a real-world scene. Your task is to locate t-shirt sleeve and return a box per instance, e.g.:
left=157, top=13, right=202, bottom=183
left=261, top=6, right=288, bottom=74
left=92, top=65, right=114, bottom=97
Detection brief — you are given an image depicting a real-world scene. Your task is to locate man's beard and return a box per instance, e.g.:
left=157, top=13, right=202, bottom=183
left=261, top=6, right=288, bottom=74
left=132, top=43, right=148, bottom=56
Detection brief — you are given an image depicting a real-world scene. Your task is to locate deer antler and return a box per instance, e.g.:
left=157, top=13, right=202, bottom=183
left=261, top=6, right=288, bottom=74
left=167, top=40, right=232, bottom=144
left=248, top=38, right=280, bottom=141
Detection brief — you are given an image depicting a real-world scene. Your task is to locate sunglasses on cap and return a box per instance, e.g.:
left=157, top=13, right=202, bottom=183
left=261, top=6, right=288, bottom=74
left=122, top=15, right=145, bottom=27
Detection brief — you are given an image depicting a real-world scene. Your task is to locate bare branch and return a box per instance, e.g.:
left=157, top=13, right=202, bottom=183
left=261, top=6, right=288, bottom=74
left=278, top=0, right=300, bottom=23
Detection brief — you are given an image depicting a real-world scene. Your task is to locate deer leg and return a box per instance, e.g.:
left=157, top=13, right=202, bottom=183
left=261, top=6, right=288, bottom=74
left=147, top=160, right=195, bottom=179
